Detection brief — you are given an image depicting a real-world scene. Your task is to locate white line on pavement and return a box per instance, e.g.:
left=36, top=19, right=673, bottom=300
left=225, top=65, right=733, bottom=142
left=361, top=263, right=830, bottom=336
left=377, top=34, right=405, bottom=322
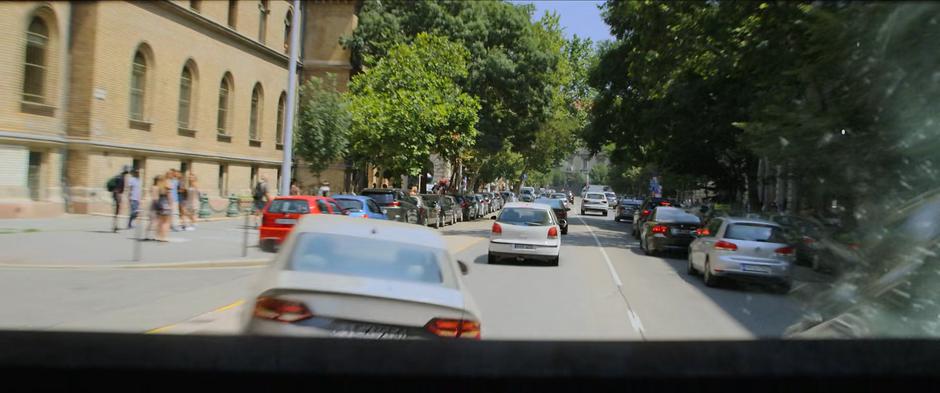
left=576, top=215, right=646, bottom=338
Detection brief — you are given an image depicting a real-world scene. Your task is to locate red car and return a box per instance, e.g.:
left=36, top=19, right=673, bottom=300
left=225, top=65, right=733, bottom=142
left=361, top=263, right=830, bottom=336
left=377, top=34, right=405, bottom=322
left=259, top=196, right=344, bottom=252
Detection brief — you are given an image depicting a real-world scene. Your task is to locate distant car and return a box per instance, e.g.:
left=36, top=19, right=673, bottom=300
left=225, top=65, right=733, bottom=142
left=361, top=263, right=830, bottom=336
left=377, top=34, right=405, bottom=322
left=453, top=194, right=476, bottom=221
left=767, top=214, right=828, bottom=270
left=441, top=195, right=462, bottom=224
left=418, top=194, right=450, bottom=228
left=500, top=191, right=517, bottom=203
left=604, top=192, right=618, bottom=209
left=581, top=192, right=609, bottom=216
left=259, top=196, right=344, bottom=252
left=243, top=214, right=482, bottom=339
left=687, top=217, right=794, bottom=293
left=632, top=197, right=677, bottom=237
left=519, top=194, right=536, bottom=203
left=535, top=197, right=569, bottom=234
left=360, top=188, right=419, bottom=225
left=614, top=199, right=641, bottom=223
left=638, top=206, right=701, bottom=256
left=487, top=202, right=562, bottom=266
left=332, top=195, right=388, bottom=220
left=549, top=193, right=570, bottom=209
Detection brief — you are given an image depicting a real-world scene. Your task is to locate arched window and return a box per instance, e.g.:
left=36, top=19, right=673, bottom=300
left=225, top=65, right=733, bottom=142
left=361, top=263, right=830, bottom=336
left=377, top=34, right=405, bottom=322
left=258, top=0, right=269, bottom=44
left=178, top=63, right=196, bottom=128
left=23, top=16, right=49, bottom=104
left=276, top=92, right=286, bottom=145
left=283, top=10, right=292, bottom=54
left=217, top=74, right=232, bottom=134
left=249, top=83, right=263, bottom=141
left=129, top=51, right=148, bottom=121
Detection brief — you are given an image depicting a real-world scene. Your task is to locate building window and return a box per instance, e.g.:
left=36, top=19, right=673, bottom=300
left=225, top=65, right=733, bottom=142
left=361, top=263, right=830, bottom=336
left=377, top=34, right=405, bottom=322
left=249, top=83, right=263, bottom=141
left=259, top=1, right=269, bottom=44
left=178, top=66, right=193, bottom=129
left=283, top=10, right=292, bottom=54
left=190, top=0, right=201, bottom=12
left=27, top=151, right=42, bottom=201
left=276, top=92, right=286, bottom=145
left=23, top=17, right=49, bottom=104
left=217, top=74, right=232, bottom=134
left=129, top=51, right=147, bottom=121
left=218, top=164, right=228, bottom=196
left=227, top=0, right=237, bottom=28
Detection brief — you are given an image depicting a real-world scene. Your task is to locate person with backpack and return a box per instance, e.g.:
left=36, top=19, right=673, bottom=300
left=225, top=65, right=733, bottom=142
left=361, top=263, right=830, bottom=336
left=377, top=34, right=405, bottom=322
left=107, top=165, right=130, bottom=232
left=252, top=176, right=270, bottom=227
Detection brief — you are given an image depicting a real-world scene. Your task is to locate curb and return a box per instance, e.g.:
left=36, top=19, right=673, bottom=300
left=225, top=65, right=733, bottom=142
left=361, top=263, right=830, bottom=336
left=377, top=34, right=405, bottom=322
left=87, top=213, right=244, bottom=222
left=0, top=258, right=270, bottom=270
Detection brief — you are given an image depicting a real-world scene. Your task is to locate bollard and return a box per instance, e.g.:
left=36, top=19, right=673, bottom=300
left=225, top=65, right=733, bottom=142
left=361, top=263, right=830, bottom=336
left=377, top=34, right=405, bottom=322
left=198, top=193, right=212, bottom=218
left=226, top=194, right=240, bottom=217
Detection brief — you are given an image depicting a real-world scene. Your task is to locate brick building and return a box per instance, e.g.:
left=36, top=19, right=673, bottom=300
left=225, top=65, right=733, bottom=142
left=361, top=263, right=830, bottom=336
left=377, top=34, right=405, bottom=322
left=0, top=0, right=358, bottom=218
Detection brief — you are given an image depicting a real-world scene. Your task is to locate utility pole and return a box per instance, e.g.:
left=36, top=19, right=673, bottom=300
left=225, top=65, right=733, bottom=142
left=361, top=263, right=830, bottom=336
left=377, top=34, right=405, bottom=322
left=279, top=0, right=302, bottom=196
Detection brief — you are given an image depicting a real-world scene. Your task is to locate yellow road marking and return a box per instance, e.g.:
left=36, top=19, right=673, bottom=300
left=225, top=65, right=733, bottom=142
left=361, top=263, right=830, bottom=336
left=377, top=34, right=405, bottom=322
left=145, top=299, right=245, bottom=334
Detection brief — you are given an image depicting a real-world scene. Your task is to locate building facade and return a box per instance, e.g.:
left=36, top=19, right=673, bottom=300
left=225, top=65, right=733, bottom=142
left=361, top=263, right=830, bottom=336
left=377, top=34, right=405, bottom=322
left=0, top=0, right=357, bottom=218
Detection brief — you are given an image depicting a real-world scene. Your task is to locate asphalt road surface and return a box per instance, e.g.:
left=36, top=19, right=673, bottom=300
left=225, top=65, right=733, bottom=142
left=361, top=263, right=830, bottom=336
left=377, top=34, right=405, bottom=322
left=0, top=199, right=812, bottom=339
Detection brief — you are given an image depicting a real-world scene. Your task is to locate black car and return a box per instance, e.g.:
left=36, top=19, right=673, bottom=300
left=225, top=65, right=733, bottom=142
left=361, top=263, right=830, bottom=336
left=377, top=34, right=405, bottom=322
left=534, top=197, right=569, bottom=234
left=639, top=206, right=701, bottom=255
left=360, top=188, right=419, bottom=224
left=632, top=197, right=678, bottom=238
left=614, top=199, right=641, bottom=223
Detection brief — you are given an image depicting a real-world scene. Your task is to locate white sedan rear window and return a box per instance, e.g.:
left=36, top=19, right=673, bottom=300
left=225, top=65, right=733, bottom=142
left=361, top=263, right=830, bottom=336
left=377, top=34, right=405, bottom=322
left=586, top=193, right=605, bottom=199
left=288, top=233, right=445, bottom=285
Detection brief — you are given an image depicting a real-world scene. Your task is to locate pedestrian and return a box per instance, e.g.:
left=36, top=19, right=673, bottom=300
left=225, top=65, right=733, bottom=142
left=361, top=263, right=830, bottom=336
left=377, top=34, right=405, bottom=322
left=318, top=181, right=331, bottom=197
left=126, top=168, right=141, bottom=229
left=252, top=176, right=270, bottom=227
left=290, top=179, right=301, bottom=196
left=107, top=165, right=130, bottom=232
left=180, top=173, right=199, bottom=231
left=167, top=169, right=182, bottom=231
left=148, top=174, right=171, bottom=242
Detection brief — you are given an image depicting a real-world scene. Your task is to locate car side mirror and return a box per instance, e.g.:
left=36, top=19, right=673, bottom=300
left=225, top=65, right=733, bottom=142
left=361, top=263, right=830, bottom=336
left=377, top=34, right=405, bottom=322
left=457, top=260, right=469, bottom=275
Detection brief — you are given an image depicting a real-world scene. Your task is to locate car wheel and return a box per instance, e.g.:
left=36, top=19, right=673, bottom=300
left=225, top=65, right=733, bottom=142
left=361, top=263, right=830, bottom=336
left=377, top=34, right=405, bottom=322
left=549, top=256, right=559, bottom=267
left=488, top=252, right=498, bottom=265
left=561, top=226, right=568, bottom=235
left=603, top=211, right=608, bottom=217
left=580, top=210, right=585, bottom=215
left=434, top=215, right=440, bottom=228
left=703, top=259, right=719, bottom=287
left=614, top=217, right=620, bottom=222
left=687, top=252, right=697, bottom=275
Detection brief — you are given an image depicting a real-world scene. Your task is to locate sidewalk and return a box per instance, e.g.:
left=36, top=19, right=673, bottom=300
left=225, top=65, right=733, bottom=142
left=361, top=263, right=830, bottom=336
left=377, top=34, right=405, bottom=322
left=0, top=214, right=269, bottom=266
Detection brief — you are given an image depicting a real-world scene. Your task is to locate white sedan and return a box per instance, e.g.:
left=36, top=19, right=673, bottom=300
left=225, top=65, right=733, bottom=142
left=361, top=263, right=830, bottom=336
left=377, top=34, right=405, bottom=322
left=487, top=202, right=562, bottom=266
left=242, top=214, right=482, bottom=339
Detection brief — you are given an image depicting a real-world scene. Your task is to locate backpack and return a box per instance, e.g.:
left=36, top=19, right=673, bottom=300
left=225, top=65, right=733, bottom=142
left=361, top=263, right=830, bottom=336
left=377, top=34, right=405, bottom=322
left=106, top=175, right=123, bottom=193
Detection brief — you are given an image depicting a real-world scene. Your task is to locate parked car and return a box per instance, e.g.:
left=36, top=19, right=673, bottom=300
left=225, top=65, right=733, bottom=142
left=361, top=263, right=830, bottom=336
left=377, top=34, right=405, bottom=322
left=259, top=196, right=343, bottom=252
left=242, top=214, right=482, bottom=339
left=638, top=206, right=701, bottom=256
left=453, top=194, right=476, bottom=221
left=441, top=195, right=462, bottom=224
left=519, top=194, right=536, bottom=203
left=549, top=193, right=570, bottom=209
left=487, top=202, right=562, bottom=266
left=614, top=199, right=641, bottom=223
left=534, top=197, right=570, bottom=234
left=767, top=214, right=828, bottom=269
left=332, top=195, right=388, bottom=220
left=480, top=193, right=493, bottom=214
left=466, top=194, right=484, bottom=220
left=581, top=192, right=609, bottom=216
left=417, top=194, right=447, bottom=228
left=500, top=191, right=517, bottom=203
left=604, top=192, right=618, bottom=209
left=687, top=217, right=794, bottom=292
left=360, top=188, right=419, bottom=225
left=632, top=197, right=678, bottom=237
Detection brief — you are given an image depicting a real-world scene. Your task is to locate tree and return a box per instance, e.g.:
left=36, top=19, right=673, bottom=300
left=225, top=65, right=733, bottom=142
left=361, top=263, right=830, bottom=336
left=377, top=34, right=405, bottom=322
left=348, top=33, right=480, bottom=178
left=295, top=74, right=351, bottom=176
left=589, top=163, right=609, bottom=186
left=344, top=0, right=569, bottom=167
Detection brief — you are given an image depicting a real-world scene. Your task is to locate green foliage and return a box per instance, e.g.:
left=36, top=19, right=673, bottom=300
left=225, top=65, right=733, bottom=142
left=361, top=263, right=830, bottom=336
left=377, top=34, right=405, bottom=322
left=589, top=163, right=609, bottom=186
left=348, top=33, right=479, bottom=178
left=345, top=0, right=574, bottom=180
left=295, top=75, right=351, bottom=176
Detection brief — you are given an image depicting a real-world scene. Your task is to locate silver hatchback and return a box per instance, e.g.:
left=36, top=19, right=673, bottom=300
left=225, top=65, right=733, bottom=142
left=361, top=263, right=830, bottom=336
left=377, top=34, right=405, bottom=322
left=687, top=217, right=795, bottom=293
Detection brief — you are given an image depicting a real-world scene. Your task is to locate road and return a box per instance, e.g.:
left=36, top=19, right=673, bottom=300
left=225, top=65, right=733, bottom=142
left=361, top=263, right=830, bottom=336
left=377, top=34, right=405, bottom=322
left=0, top=199, right=813, bottom=339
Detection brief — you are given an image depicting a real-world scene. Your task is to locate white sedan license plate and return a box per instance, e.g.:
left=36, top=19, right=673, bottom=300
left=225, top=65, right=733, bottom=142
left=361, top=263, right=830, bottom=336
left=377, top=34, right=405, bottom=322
left=742, top=265, right=771, bottom=273
left=329, top=324, right=409, bottom=339
left=671, top=228, right=689, bottom=235
left=514, top=244, right=536, bottom=250
left=275, top=218, right=297, bottom=224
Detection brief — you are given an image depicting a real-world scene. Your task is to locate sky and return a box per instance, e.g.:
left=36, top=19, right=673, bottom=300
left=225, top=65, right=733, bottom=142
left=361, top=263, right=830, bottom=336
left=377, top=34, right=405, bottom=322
left=514, top=1, right=614, bottom=43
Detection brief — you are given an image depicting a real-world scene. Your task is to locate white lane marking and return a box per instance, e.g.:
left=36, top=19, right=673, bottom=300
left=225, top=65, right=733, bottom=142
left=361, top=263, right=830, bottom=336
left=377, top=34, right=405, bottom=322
left=628, top=310, right=645, bottom=334
left=576, top=215, right=646, bottom=338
